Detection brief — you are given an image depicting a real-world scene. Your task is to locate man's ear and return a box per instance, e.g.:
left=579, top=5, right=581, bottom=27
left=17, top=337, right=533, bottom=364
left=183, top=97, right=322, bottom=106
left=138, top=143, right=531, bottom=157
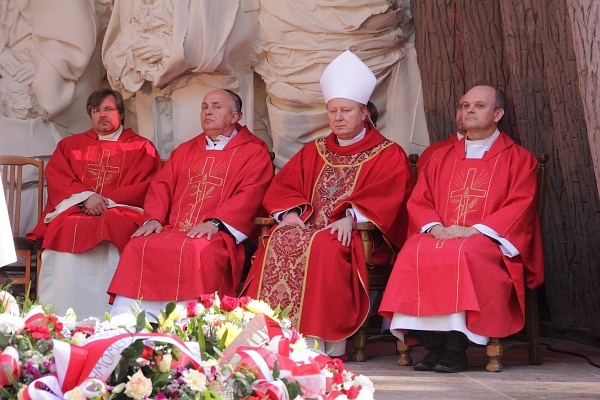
left=232, top=111, right=242, bottom=124
left=494, top=108, right=504, bottom=123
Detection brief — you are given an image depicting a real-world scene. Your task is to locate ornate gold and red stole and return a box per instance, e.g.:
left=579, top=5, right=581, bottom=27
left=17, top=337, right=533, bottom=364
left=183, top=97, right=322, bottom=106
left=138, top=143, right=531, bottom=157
left=257, top=138, right=391, bottom=326
left=80, top=142, right=127, bottom=195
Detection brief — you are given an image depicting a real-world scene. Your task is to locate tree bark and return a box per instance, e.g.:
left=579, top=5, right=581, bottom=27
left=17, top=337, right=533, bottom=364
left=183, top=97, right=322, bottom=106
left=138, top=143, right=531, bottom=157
left=412, top=0, right=600, bottom=335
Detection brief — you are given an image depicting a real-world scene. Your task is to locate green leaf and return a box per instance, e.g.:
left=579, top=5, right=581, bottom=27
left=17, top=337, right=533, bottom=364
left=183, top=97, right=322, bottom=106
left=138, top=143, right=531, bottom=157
left=165, top=301, right=176, bottom=319
left=217, top=328, right=228, bottom=349
left=273, top=360, right=280, bottom=379
left=135, top=310, right=147, bottom=332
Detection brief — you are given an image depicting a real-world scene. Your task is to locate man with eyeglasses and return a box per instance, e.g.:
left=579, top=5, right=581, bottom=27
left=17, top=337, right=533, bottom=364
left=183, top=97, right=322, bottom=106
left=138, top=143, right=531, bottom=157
left=27, top=88, right=162, bottom=318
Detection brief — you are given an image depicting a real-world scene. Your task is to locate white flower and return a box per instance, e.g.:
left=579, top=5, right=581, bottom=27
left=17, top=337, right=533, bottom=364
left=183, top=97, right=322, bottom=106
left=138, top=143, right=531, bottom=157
left=193, top=302, right=206, bottom=316
left=158, top=353, right=172, bottom=373
left=216, top=321, right=243, bottom=347
left=228, top=307, right=244, bottom=322
left=59, top=308, right=78, bottom=331
left=110, top=312, right=137, bottom=328
left=0, top=291, right=19, bottom=316
left=0, top=313, right=24, bottom=334
left=333, top=395, right=349, bottom=400
left=321, top=368, right=333, bottom=378
left=64, top=387, right=86, bottom=400
left=355, top=386, right=375, bottom=400
left=124, top=370, right=153, bottom=400
left=354, top=375, right=374, bottom=394
left=71, top=331, right=87, bottom=346
left=244, top=299, right=274, bottom=317
left=278, top=317, right=292, bottom=328
left=290, top=336, right=308, bottom=353
left=241, top=311, right=256, bottom=323
left=182, top=369, right=208, bottom=392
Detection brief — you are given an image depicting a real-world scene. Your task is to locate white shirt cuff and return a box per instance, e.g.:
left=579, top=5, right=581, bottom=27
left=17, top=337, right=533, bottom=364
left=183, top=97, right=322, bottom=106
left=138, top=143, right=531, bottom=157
left=221, top=221, right=247, bottom=244
left=472, top=223, right=520, bottom=257
left=272, top=205, right=306, bottom=223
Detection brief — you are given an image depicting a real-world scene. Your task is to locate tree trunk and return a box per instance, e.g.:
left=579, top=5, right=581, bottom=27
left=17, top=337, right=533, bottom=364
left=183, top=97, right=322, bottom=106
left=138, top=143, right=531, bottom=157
left=412, top=0, right=600, bottom=336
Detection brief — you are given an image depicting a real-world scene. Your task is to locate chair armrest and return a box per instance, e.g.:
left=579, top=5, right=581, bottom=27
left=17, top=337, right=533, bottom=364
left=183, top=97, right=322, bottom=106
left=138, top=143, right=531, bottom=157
left=255, top=217, right=275, bottom=237
left=355, top=222, right=376, bottom=231
left=355, top=222, right=376, bottom=264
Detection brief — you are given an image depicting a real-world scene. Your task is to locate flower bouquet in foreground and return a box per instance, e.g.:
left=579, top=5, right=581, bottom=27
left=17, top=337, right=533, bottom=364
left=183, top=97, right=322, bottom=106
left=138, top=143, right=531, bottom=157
left=0, top=290, right=374, bottom=400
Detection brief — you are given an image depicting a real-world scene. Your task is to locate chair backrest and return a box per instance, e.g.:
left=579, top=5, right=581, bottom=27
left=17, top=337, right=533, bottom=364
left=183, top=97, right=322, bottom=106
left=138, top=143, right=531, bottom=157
left=0, top=156, right=44, bottom=237
left=408, top=152, right=549, bottom=221
left=536, top=153, right=549, bottom=227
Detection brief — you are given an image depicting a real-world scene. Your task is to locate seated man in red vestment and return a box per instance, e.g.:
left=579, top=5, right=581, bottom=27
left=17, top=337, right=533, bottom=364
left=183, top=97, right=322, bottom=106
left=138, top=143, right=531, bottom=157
left=241, top=51, right=413, bottom=359
left=379, top=85, right=544, bottom=372
left=416, top=94, right=466, bottom=169
left=108, top=89, right=273, bottom=317
left=27, top=89, right=162, bottom=317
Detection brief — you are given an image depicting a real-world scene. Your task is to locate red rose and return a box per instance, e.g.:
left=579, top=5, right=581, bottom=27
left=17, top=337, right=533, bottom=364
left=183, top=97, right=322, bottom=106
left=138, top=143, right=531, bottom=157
left=346, top=386, right=360, bottom=399
left=199, top=294, right=216, bottom=308
left=220, top=296, right=239, bottom=312
left=332, top=372, right=344, bottom=384
left=72, top=325, right=95, bottom=337
left=238, top=296, right=252, bottom=309
left=26, top=324, right=51, bottom=340
left=186, top=301, right=199, bottom=317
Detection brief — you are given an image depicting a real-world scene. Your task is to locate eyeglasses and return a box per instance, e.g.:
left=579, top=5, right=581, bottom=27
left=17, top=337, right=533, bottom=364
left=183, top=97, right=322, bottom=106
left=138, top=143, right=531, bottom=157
left=91, top=107, right=119, bottom=114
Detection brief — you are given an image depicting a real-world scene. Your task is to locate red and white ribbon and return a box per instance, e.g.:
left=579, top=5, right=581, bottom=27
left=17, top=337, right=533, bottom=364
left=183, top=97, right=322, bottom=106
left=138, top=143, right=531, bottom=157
left=0, top=346, right=20, bottom=387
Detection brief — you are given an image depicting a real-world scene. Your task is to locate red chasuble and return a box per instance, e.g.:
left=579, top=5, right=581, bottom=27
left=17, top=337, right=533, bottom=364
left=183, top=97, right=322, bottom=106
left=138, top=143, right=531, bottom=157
left=242, top=125, right=413, bottom=342
left=27, top=128, right=161, bottom=252
left=108, top=125, right=273, bottom=302
left=379, top=132, right=544, bottom=338
left=416, top=132, right=459, bottom=169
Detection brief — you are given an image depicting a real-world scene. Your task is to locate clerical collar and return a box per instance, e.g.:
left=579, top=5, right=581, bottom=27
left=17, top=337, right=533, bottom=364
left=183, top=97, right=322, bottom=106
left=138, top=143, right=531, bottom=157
left=464, top=129, right=500, bottom=159
left=337, top=128, right=366, bottom=147
left=206, top=129, right=238, bottom=150
left=97, top=126, right=123, bottom=141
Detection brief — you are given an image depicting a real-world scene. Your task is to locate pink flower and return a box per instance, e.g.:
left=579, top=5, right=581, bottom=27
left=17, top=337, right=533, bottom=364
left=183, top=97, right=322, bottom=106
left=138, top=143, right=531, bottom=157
left=220, top=296, right=239, bottom=312
left=199, top=294, right=216, bottom=308
left=124, top=370, right=153, bottom=400
left=186, top=301, right=199, bottom=317
left=238, top=296, right=252, bottom=310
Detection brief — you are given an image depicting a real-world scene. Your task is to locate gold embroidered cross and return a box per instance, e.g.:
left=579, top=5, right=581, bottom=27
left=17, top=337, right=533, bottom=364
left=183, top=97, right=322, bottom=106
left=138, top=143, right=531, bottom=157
left=449, top=168, right=487, bottom=225
left=180, top=157, right=224, bottom=230
left=87, top=149, right=120, bottom=193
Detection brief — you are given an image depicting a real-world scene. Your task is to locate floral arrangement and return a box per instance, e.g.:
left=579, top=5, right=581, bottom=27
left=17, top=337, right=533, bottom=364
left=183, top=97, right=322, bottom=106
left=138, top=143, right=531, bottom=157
left=0, top=290, right=374, bottom=400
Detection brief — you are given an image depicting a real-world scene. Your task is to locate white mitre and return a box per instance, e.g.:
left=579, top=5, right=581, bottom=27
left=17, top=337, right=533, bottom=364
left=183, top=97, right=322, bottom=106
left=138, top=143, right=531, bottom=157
left=320, top=50, right=376, bottom=105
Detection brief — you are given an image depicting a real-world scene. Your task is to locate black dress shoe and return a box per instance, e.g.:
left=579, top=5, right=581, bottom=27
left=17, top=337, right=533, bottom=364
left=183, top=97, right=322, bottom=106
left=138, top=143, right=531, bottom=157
left=433, top=349, right=468, bottom=373
left=413, top=350, right=443, bottom=371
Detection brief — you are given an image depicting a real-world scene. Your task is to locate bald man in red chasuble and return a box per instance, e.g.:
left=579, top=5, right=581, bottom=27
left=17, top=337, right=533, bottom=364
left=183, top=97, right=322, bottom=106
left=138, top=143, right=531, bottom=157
left=380, top=85, right=544, bottom=373
left=242, top=51, right=413, bottom=358
left=108, top=89, right=273, bottom=317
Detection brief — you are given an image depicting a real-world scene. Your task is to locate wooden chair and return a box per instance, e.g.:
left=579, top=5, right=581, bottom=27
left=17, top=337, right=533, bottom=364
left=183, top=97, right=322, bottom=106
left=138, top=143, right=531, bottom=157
left=396, top=153, right=549, bottom=371
left=0, top=156, right=44, bottom=299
